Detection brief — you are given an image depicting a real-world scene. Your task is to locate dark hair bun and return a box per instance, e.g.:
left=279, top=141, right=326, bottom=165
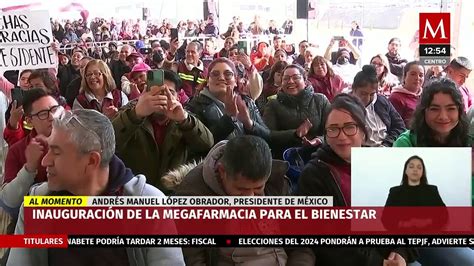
left=352, top=64, right=379, bottom=89
left=361, top=65, right=377, bottom=78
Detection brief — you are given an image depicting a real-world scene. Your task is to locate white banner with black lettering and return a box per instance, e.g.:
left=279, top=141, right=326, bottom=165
left=0, top=10, right=56, bottom=71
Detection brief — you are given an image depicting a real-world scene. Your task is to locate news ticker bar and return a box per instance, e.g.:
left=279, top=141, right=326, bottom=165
left=3, top=235, right=474, bottom=248
left=23, top=196, right=333, bottom=207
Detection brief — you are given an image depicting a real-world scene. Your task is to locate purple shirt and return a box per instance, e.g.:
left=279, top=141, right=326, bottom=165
left=459, top=85, right=472, bottom=112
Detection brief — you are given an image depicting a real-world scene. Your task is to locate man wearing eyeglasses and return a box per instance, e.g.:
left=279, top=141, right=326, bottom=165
left=1, top=89, right=63, bottom=223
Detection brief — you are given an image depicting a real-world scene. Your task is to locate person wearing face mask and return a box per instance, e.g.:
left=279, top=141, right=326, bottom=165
left=144, top=42, right=165, bottom=70
left=324, top=38, right=360, bottom=66
left=186, top=58, right=269, bottom=144
left=389, top=61, right=425, bottom=127
left=331, top=48, right=361, bottom=87
left=263, top=64, right=330, bottom=159
left=386, top=38, right=408, bottom=82
left=112, top=70, right=213, bottom=192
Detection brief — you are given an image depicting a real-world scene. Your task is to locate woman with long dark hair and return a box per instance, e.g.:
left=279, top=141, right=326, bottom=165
left=394, top=78, right=470, bottom=147
left=385, top=155, right=445, bottom=206
left=393, top=79, right=474, bottom=265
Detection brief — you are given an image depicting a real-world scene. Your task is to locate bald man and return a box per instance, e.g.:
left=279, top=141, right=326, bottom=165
left=110, top=44, right=134, bottom=88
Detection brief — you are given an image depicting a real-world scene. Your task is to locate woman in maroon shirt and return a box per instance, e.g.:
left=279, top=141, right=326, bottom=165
left=307, top=56, right=347, bottom=102
left=389, top=61, right=425, bottom=127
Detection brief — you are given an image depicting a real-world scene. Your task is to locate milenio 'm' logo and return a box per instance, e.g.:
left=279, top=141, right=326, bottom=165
left=419, top=13, right=450, bottom=44
left=419, top=13, right=451, bottom=66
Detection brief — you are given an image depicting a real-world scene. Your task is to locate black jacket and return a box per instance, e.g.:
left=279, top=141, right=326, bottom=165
left=373, top=94, right=406, bottom=147
left=65, top=76, right=82, bottom=107
left=185, top=90, right=270, bottom=143
left=263, top=86, right=330, bottom=159
left=382, top=185, right=448, bottom=231
left=57, top=63, right=80, bottom=96
left=109, top=60, right=131, bottom=89
left=385, top=53, right=408, bottom=81
left=385, top=185, right=445, bottom=207
left=297, top=145, right=418, bottom=266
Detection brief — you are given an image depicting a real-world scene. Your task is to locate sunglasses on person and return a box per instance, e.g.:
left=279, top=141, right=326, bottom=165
left=61, top=111, right=103, bottom=153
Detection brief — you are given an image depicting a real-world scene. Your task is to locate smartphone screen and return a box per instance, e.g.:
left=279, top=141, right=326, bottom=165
left=146, top=70, right=164, bottom=91
left=170, top=28, right=179, bottom=40
left=237, top=41, right=248, bottom=54
left=11, top=88, right=24, bottom=106
left=140, top=48, right=152, bottom=54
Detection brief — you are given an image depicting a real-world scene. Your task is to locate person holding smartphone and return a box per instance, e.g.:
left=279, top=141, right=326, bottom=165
left=227, top=46, right=264, bottom=101
left=165, top=40, right=208, bottom=100
left=112, top=69, right=213, bottom=193
left=324, top=37, right=360, bottom=66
